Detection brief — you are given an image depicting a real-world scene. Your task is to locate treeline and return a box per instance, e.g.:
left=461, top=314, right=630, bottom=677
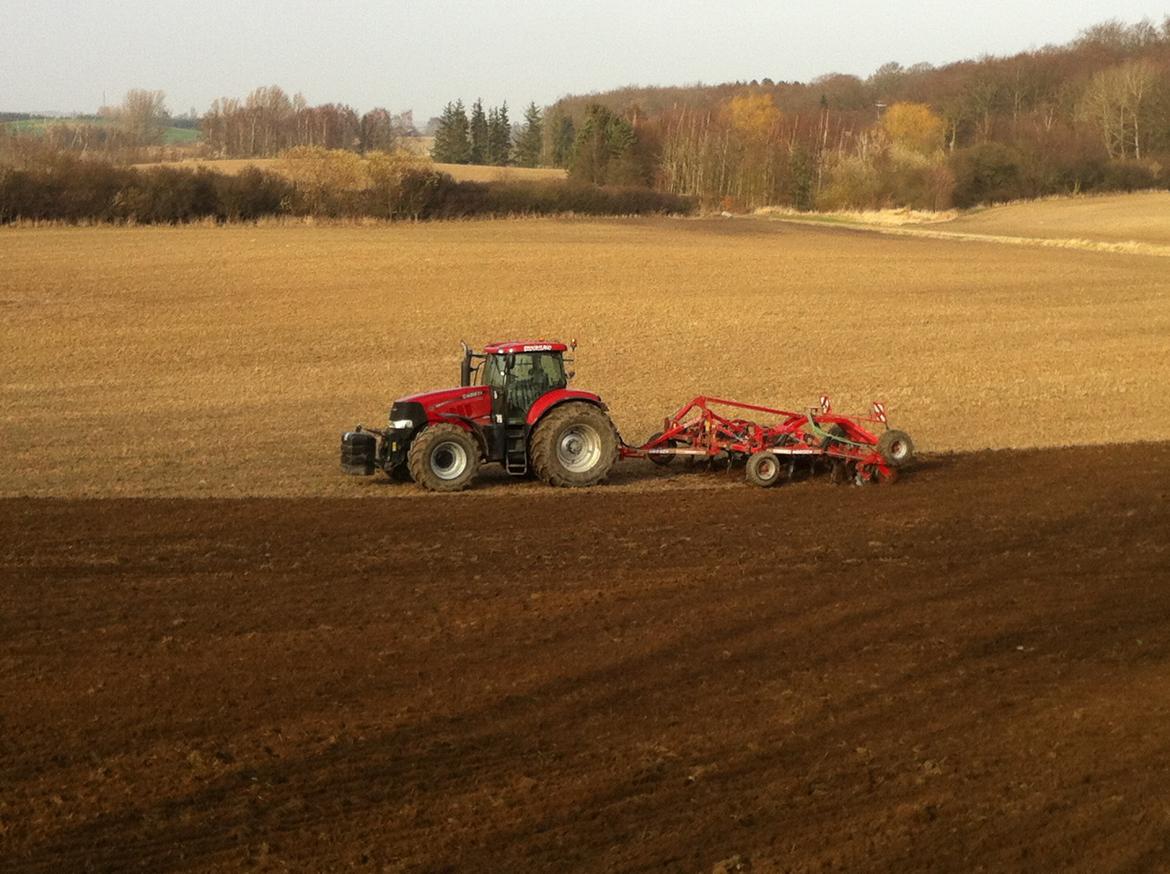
left=432, top=99, right=652, bottom=186
left=9, top=16, right=1169, bottom=211
left=0, top=148, right=693, bottom=224
left=547, top=17, right=1170, bottom=209
left=431, top=99, right=515, bottom=165
left=0, top=88, right=417, bottom=161
left=0, top=90, right=179, bottom=161
left=200, top=85, right=417, bottom=156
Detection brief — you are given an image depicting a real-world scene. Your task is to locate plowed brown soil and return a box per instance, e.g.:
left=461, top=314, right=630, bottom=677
left=4, top=444, right=1170, bottom=872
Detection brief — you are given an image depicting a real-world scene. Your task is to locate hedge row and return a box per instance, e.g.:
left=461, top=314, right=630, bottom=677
left=949, top=145, right=1169, bottom=208
left=0, top=156, right=695, bottom=224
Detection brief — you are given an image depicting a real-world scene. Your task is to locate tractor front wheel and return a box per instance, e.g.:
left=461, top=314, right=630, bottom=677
left=407, top=424, right=480, bottom=492
left=531, top=403, right=618, bottom=487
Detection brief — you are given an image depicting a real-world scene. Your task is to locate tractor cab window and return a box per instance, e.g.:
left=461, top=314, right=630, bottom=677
left=512, top=353, right=566, bottom=389
left=481, top=352, right=567, bottom=420
left=481, top=355, right=507, bottom=389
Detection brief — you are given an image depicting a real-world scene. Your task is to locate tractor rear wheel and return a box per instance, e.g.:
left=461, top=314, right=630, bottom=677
left=877, top=429, right=915, bottom=468
left=530, top=402, right=618, bottom=487
left=407, top=424, right=480, bottom=492
left=746, top=451, right=783, bottom=487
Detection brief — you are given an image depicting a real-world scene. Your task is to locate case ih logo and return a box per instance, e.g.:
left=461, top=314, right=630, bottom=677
left=521, top=344, right=553, bottom=352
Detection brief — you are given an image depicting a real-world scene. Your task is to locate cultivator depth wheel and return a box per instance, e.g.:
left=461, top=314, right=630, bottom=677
left=746, top=452, right=783, bottom=487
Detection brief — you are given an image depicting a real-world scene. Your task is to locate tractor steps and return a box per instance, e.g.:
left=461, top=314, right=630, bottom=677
left=505, top=425, right=528, bottom=475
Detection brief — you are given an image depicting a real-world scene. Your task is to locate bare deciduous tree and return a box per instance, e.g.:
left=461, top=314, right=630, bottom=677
left=1080, top=60, right=1159, bottom=158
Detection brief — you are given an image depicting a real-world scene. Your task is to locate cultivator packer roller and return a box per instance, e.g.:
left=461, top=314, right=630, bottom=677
left=621, top=395, right=915, bottom=487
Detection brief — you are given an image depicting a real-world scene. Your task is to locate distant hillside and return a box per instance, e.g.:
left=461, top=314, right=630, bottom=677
left=940, top=190, right=1170, bottom=247
left=548, top=19, right=1170, bottom=128
left=539, top=17, right=1170, bottom=210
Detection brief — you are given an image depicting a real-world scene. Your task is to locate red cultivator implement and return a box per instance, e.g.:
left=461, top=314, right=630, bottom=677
left=621, top=395, right=915, bottom=487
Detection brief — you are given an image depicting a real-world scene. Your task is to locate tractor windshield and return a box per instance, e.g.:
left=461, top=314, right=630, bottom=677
left=481, top=353, right=567, bottom=390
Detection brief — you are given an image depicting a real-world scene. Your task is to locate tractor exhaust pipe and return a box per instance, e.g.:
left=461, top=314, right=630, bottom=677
left=460, top=340, right=472, bottom=387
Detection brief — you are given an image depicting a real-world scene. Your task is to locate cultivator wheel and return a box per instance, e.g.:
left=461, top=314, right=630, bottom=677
left=877, top=429, right=915, bottom=468
left=646, top=432, right=677, bottom=467
left=746, top=452, right=783, bottom=487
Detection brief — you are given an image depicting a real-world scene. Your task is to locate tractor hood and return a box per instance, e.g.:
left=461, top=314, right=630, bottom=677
left=396, top=386, right=487, bottom=406
left=390, top=386, right=491, bottom=427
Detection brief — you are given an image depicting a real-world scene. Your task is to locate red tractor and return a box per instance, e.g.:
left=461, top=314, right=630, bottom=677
left=341, top=340, right=618, bottom=491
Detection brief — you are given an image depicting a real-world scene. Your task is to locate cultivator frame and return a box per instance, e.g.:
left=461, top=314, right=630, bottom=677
left=621, top=395, right=914, bottom=486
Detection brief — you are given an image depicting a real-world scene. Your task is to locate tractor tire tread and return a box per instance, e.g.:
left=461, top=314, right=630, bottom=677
left=530, top=402, right=618, bottom=488
left=406, top=423, right=479, bottom=492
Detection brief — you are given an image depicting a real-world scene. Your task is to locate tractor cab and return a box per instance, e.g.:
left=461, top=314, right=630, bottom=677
left=463, top=340, right=573, bottom=423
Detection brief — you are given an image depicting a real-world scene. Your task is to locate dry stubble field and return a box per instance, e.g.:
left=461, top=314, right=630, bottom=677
left=942, top=190, right=1170, bottom=246
left=134, top=157, right=567, bottom=184
left=2, top=216, right=1169, bottom=497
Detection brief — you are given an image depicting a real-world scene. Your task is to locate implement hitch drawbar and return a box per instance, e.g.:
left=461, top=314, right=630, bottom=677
left=620, top=395, right=915, bottom=487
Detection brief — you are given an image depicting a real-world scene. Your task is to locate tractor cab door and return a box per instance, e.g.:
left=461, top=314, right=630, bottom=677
left=482, top=354, right=509, bottom=424
left=482, top=352, right=567, bottom=423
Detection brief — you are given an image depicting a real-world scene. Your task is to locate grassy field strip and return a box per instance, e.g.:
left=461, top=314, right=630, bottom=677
left=767, top=216, right=1170, bottom=258
left=3, top=118, right=199, bottom=144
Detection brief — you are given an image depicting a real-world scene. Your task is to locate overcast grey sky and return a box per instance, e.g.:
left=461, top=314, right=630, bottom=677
left=2, top=1, right=1167, bottom=119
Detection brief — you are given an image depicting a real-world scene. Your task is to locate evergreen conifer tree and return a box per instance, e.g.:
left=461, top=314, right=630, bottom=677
left=568, top=104, right=641, bottom=185
left=514, top=102, right=543, bottom=167
left=468, top=98, right=488, bottom=164
left=488, top=101, right=511, bottom=165
left=485, top=107, right=500, bottom=164
left=550, top=114, right=576, bottom=168
left=431, top=100, right=470, bottom=164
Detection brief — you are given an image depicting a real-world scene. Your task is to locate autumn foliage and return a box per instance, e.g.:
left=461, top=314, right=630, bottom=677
left=551, top=17, right=1170, bottom=210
